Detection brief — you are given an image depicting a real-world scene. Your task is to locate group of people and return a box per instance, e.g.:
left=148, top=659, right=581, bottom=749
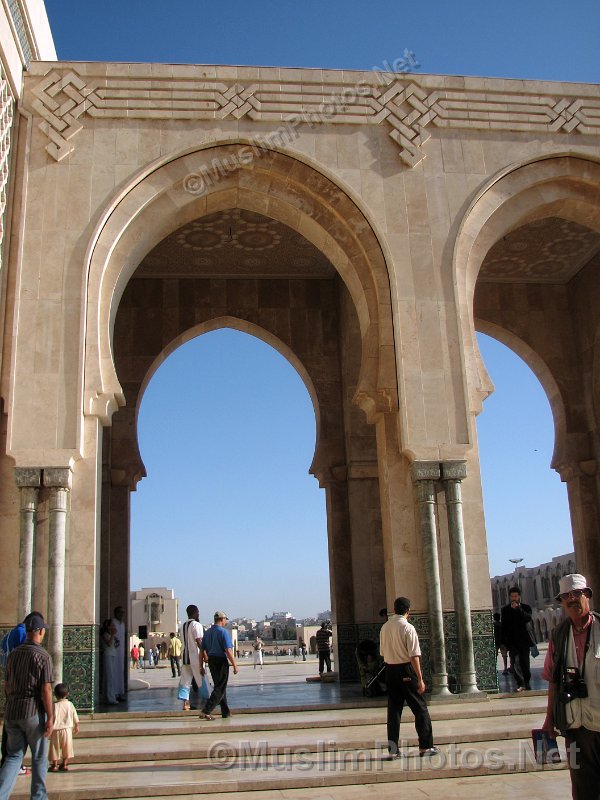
left=0, top=612, right=79, bottom=800
left=380, top=575, right=600, bottom=800
left=176, top=605, right=239, bottom=720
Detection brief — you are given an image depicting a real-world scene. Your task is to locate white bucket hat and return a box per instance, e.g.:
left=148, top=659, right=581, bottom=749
left=555, top=573, right=592, bottom=602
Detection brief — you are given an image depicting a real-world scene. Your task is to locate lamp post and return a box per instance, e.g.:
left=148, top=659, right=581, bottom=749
left=509, top=558, right=523, bottom=590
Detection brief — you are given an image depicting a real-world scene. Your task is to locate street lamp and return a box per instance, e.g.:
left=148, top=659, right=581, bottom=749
left=509, top=558, right=524, bottom=591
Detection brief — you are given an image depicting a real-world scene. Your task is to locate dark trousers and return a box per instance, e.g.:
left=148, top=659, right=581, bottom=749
left=566, top=727, right=600, bottom=800
left=170, top=655, right=181, bottom=677
left=318, top=650, right=331, bottom=673
left=204, top=656, right=230, bottom=716
left=386, top=663, right=433, bottom=753
left=509, top=644, right=531, bottom=687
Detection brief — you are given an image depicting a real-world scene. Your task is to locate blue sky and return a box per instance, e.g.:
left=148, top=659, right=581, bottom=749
left=43, top=1, right=595, bottom=619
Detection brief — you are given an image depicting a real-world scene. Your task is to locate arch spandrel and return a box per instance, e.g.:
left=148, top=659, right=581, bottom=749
left=454, top=155, right=600, bottom=428
left=84, top=144, right=398, bottom=431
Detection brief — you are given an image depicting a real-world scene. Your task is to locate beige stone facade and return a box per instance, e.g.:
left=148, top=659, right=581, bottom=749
left=0, top=60, right=599, bottom=707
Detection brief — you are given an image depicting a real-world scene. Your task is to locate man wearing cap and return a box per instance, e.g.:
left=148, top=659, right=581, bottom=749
left=379, top=597, right=439, bottom=759
left=500, top=585, right=533, bottom=692
left=0, top=612, right=53, bottom=800
left=199, top=612, right=238, bottom=721
left=541, top=573, right=600, bottom=799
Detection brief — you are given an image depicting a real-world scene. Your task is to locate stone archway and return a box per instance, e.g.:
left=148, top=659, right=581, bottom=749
left=455, top=154, right=600, bottom=592
left=83, top=143, right=398, bottom=427
left=88, top=147, right=400, bottom=683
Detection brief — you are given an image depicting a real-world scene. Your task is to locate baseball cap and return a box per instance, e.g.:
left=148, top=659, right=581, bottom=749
left=214, top=611, right=228, bottom=621
left=25, top=613, right=49, bottom=632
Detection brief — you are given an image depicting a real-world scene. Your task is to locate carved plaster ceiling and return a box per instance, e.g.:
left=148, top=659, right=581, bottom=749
left=479, top=217, right=600, bottom=284
left=136, top=209, right=336, bottom=279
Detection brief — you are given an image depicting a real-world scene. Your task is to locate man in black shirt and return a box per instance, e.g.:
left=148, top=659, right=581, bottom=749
left=0, top=612, right=53, bottom=799
left=501, top=586, right=533, bottom=692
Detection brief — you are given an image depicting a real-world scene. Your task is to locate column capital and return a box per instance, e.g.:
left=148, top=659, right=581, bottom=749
left=441, top=460, right=467, bottom=481
left=14, top=467, right=42, bottom=488
left=411, top=461, right=440, bottom=482
left=43, top=467, right=72, bottom=490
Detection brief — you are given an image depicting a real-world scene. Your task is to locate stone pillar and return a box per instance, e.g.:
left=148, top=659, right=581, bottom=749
left=44, top=467, right=72, bottom=684
left=411, top=462, right=450, bottom=696
left=560, top=461, right=600, bottom=597
left=441, top=461, right=479, bottom=694
left=14, top=468, right=42, bottom=621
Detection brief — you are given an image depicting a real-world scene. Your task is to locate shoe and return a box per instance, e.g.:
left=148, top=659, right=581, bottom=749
left=222, top=712, right=232, bottom=719
left=516, top=686, right=525, bottom=692
left=20, top=767, right=32, bottom=775
left=419, top=747, right=441, bottom=757
left=59, top=764, right=69, bottom=771
left=525, top=684, right=531, bottom=690
left=385, top=752, right=400, bottom=761
left=200, top=712, right=215, bottom=721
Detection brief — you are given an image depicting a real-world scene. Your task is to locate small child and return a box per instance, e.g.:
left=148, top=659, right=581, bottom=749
left=48, top=683, right=79, bottom=772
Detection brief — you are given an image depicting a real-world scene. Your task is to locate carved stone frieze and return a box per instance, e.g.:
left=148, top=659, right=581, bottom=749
left=26, top=66, right=600, bottom=167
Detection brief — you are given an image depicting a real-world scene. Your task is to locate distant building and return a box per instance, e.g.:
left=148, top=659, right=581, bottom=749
left=491, top=552, right=576, bottom=641
left=130, top=587, right=179, bottom=641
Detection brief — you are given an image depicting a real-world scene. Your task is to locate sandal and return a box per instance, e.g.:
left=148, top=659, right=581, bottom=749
left=59, top=764, right=69, bottom=771
left=49, top=766, right=58, bottom=772
left=200, top=712, right=215, bottom=721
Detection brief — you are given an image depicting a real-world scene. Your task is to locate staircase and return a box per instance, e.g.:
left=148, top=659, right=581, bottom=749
left=14, top=693, right=569, bottom=799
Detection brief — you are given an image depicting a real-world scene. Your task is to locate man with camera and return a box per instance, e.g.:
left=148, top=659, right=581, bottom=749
left=542, top=573, right=600, bottom=799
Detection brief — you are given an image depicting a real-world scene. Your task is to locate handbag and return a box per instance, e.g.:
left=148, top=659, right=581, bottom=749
left=199, top=673, right=211, bottom=701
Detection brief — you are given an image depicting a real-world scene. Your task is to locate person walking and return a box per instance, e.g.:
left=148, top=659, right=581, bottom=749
left=541, top=573, right=600, bottom=800
left=199, top=612, right=238, bottom=721
left=316, top=622, right=333, bottom=675
left=168, top=632, right=182, bottom=678
left=0, top=612, right=53, bottom=800
left=177, top=606, right=204, bottom=711
left=379, top=596, right=439, bottom=759
left=501, top=585, right=533, bottom=691
left=252, top=636, right=263, bottom=670
left=48, top=683, right=79, bottom=772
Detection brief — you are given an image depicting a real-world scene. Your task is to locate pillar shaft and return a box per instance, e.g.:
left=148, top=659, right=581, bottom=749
left=45, top=468, right=72, bottom=684
left=411, top=462, right=450, bottom=696
left=15, top=468, right=42, bottom=621
left=442, top=461, right=479, bottom=693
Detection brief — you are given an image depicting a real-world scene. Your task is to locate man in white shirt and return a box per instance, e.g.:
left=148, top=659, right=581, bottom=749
left=177, top=605, right=204, bottom=711
left=379, top=596, right=439, bottom=759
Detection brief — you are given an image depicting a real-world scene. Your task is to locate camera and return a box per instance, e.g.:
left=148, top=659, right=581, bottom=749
left=560, top=668, right=588, bottom=703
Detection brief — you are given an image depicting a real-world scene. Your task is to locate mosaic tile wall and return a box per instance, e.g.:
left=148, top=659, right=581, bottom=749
left=1, top=624, right=99, bottom=714
left=336, top=609, right=498, bottom=692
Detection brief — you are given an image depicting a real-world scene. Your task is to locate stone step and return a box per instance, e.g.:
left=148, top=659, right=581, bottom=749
left=80, top=694, right=548, bottom=738
left=67, top=712, right=548, bottom=764
left=12, top=736, right=566, bottom=799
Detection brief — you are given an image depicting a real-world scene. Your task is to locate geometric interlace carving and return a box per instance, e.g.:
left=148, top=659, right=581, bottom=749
left=0, top=62, right=14, bottom=261
left=30, top=68, right=600, bottom=167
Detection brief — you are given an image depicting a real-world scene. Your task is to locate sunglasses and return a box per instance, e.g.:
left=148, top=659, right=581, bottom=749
left=560, top=589, right=586, bottom=600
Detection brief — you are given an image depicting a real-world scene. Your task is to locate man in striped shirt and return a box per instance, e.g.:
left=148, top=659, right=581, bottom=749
left=0, top=612, right=53, bottom=799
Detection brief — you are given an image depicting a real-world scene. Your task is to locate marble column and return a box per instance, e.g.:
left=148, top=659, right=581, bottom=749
left=441, top=461, right=479, bottom=694
left=14, top=468, right=42, bottom=621
left=411, top=462, right=450, bottom=696
left=44, top=467, right=72, bottom=684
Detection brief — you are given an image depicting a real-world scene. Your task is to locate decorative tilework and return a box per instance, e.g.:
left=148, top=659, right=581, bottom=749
left=335, top=610, right=498, bottom=693
left=0, top=624, right=99, bottom=713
